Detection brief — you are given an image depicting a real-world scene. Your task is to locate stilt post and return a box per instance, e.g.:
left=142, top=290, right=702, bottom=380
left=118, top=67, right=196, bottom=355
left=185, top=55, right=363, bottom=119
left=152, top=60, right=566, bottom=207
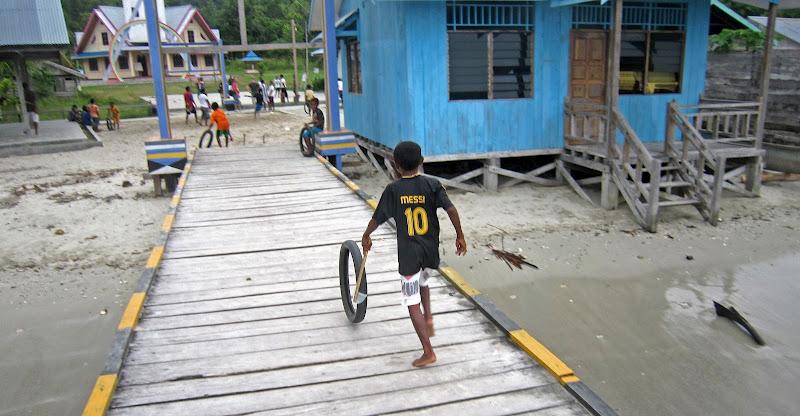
left=144, top=0, right=171, bottom=139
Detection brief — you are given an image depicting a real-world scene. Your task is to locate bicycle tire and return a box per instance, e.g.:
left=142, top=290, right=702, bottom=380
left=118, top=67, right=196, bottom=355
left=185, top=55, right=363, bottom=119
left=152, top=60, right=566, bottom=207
left=106, top=119, right=114, bottom=130
left=299, top=127, right=315, bottom=157
left=304, top=103, right=311, bottom=115
left=198, top=129, right=214, bottom=148
left=339, top=240, right=367, bottom=323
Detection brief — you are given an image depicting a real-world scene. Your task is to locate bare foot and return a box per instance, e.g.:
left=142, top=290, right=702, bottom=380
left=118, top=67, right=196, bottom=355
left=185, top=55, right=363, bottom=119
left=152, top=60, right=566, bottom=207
left=426, top=319, right=435, bottom=337
left=412, top=352, right=436, bottom=368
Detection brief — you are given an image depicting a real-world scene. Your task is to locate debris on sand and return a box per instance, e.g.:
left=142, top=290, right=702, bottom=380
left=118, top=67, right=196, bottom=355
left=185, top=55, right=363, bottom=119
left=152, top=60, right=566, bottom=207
left=54, top=228, right=65, bottom=235
left=99, top=308, right=108, bottom=316
left=121, top=180, right=133, bottom=188
left=686, top=255, right=694, bottom=261
left=713, top=301, right=765, bottom=346
left=487, top=245, right=539, bottom=271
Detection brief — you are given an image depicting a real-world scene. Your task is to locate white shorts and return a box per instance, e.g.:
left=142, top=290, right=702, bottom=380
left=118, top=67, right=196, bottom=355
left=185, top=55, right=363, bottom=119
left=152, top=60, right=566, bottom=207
left=400, top=268, right=433, bottom=307
left=29, top=112, right=39, bottom=123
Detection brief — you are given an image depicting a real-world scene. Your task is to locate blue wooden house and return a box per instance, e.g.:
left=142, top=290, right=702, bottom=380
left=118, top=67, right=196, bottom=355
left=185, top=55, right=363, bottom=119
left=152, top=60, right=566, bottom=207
left=310, top=0, right=767, bottom=231
left=311, top=0, right=710, bottom=158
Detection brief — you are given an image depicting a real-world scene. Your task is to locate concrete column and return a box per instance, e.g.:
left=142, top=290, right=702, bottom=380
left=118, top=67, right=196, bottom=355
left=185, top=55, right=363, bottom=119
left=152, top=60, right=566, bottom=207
left=144, top=0, right=171, bottom=139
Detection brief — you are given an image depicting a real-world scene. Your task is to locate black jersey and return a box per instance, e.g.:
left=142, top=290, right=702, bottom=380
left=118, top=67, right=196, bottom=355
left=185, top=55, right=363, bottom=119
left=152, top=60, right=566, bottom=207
left=373, top=175, right=454, bottom=276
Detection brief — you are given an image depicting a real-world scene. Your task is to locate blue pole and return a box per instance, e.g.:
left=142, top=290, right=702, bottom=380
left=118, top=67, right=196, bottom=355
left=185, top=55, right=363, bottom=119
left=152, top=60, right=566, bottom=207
left=323, top=0, right=340, bottom=131
left=218, top=39, right=230, bottom=99
left=143, top=0, right=171, bottom=139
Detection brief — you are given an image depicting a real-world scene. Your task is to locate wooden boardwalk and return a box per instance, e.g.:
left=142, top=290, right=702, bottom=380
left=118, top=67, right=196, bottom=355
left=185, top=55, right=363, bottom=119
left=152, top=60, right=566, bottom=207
left=107, top=145, right=592, bottom=415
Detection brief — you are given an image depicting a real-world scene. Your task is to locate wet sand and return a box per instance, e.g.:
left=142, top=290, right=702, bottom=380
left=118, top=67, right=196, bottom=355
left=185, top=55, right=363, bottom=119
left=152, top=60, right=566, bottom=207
left=350, top=158, right=800, bottom=416
left=0, top=109, right=307, bottom=415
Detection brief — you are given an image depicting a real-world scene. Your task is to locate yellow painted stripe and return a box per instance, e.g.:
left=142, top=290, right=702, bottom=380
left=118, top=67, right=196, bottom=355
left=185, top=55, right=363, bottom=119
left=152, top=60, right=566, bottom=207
left=560, top=375, right=581, bottom=384
left=509, top=329, right=576, bottom=381
left=161, top=213, right=175, bottom=232
left=318, top=143, right=356, bottom=151
left=82, top=374, right=118, bottom=416
left=145, top=246, right=164, bottom=269
left=178, top=176, right=186, bottom=187
left=366, top=199, right=378, bottom=210
left=344, top=180, right=359, bottom=191
left=439, top=266, right=480, bottom=297
left=118, top=292, right=146, bottom=330
left=146, top=152, right=187, bottom=160
left=170, top=194, right=180, bottom=208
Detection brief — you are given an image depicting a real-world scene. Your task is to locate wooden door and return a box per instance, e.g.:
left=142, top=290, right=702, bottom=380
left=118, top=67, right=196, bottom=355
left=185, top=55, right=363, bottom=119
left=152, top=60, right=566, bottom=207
left=570, top=30, right=607, bottom=103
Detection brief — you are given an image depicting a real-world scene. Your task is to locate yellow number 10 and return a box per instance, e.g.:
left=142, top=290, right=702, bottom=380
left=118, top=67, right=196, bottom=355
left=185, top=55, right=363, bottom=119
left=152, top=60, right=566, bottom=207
left=403, top=207, right=429, bottom=236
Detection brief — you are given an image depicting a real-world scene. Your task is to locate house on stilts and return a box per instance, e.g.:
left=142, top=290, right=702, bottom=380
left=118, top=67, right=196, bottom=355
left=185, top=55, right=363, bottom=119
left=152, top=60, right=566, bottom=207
left=309, top=0, right=777, bottom=232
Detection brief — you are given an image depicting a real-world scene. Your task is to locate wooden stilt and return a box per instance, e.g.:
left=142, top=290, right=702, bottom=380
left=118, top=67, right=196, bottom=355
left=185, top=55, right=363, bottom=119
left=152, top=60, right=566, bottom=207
left=483, top=158, right=500, bottom=191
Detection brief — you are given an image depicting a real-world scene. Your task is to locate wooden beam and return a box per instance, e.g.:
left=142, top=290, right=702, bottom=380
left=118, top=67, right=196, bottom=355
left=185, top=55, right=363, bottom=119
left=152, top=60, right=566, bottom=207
left=423, top=174, right=483, bottom=193
left=502, top=162, right=557, bottom=187
left=162, top=42, right=320, bottom=54
left=238, top=0, right=248, bottom=46
left=489, top=165, right=559, bottom=187
left=755, top=2, right=779, bottom=148
left=555, top=161, right=595, bottom=206
left=604, top=0, right=623, bottom=152
left=291, top=19, right=300, bottom=100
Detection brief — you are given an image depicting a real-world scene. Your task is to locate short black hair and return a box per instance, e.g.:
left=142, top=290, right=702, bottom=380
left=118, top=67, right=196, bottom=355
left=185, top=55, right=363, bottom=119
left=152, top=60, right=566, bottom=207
left=311, top=97, right=319, bottom=105
left=211, top=102, right=219, bottom=110
left=185, top=86, right=191, bottom=91
left=393, top=141, right=423, bottom=171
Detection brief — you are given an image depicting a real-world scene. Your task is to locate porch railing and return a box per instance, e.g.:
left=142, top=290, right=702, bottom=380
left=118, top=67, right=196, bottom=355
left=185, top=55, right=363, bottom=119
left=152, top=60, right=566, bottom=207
left=676, top=99, right=761, bottom=146
left=564, top=100, right=608, bottom=146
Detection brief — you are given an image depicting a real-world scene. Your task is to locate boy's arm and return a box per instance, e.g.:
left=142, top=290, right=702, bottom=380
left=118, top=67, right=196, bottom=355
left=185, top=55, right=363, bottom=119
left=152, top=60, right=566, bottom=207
left=361, top=218, right=379, bottom=253
left=445, top=206, right=467, bottom=256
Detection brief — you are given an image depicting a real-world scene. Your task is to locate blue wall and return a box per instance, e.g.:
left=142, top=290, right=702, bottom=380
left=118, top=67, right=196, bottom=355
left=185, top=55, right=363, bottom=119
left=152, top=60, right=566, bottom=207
left=340, top=0, right=710, bottom=157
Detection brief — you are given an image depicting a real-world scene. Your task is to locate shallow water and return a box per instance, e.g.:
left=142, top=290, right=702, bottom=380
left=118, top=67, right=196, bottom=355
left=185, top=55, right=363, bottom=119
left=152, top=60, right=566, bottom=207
left=447, top=232, right=800, bottom=415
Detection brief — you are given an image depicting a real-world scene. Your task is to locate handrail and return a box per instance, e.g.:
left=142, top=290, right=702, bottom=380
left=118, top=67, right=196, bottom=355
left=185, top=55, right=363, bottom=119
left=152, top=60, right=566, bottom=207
left=611, top=108, right=658, bottom=173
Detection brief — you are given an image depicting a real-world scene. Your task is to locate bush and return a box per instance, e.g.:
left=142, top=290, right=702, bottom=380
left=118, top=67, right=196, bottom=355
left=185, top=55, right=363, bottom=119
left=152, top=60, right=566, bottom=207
left=710, top=29, right=766, bottom=52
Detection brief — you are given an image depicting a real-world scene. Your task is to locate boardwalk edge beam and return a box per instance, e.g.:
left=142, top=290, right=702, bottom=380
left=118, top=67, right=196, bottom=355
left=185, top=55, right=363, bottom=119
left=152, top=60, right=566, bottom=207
left=314, top=153, right=618, bottom=416
left=81, top=148, right=196, bottom=416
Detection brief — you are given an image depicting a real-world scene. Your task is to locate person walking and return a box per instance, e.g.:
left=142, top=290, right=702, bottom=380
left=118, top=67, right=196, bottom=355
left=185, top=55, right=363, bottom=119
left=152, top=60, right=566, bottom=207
left=259, top=79, right=268, bottom=112
left=279, top=74, right=288, bottom=103
left=267, top=81, right=276, bottom=112
left=183, top=86, right=199, bottom=124
left=230, top=77, right=241, bottom=110
left=197, top=89, right=211, bottom=126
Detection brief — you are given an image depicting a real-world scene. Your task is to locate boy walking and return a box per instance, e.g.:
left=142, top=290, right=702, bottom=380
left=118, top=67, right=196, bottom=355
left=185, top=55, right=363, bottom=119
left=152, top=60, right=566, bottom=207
left=361, top=141, right=467, bottom=368
left=208, top=102, right=232, bottom=147
left=183, top=86, right=199, bottom=124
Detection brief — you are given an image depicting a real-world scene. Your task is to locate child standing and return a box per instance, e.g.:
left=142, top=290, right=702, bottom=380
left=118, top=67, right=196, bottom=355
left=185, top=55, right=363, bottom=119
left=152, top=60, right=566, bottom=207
left=197, top=89, right=211, bottom=126
left=361, top=141, right=467, bottom=367
left=108, top=102, right=121, bottom=130
left=88, top=99, right=100, bottom=132
left=208, top=102, right=232, bottom=147
left=183, top=86, right=199, bottom=125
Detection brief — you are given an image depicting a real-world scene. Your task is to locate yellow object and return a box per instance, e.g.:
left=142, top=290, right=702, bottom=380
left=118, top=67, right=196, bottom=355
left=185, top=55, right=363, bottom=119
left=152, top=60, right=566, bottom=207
left=146, top=152, right=187, bottom=160
left=366, top=199, right=378, bottom=210
left=345, top=180, right=359, bottom=191
left=161, top=214, right=174, bottom=232
left=509, top=329, right=576, bottom=382
left=81, top=374, right=118, bottom=416
left=118, top=292, right=146, bottom=330
left=145, top=246, right=164, bottom=269
left=170, top=194, right=181, bottom=208
left=317, top=142, right=356, bottom=151
left=439, top=266, right=480, bottom=297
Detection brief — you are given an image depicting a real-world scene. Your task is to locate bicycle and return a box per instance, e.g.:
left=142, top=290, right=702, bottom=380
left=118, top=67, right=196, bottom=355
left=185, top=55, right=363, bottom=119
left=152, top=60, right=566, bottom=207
left=299, top=126, right=315, bottom=157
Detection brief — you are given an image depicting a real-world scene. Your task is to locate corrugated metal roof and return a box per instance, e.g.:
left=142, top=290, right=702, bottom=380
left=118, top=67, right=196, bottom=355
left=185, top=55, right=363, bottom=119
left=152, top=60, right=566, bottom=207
left=0, top=0, right=69, bottom=47
left=98, top=5, right=126, bottom=30
left=749, top=16, right=800, bottom=45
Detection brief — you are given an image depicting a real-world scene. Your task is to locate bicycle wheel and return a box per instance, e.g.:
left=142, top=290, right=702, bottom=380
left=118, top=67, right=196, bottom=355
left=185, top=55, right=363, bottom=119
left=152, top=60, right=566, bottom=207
left=299, top=128, right=315, bottom=157
left=304, top=102, right=311, bottom=115
left=198, top=129, right=213, bottom=148
left=106, top=119, right=114, bottom=130
left=339, top=240, right=367, bottom=323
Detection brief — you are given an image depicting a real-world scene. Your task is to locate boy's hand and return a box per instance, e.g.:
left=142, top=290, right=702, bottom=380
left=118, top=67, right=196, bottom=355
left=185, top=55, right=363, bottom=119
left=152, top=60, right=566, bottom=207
left=361, top=235, right=372, bottom=253
left=455, top=237, right=467, bottom=256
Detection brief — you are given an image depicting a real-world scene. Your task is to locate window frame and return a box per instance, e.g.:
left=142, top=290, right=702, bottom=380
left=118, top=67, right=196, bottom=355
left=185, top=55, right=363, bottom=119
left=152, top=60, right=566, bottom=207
left=190, top=54, right=198, bottom=68
left=88, top=58, right=99, bottom=72
left=447, top=29, right=535, bottom=102
left=619, top=29, right=685, bottom=96
left=101, top=32, right=109, bottom=46
left=172, top=54, right=184, bottom=68
left=187, top=30, right=195, bottom=43
left=118, top=55, right=129, bottom=70
left=203, top=54, right=214, bottom=67
left=345, top=39, right=363, bottom=95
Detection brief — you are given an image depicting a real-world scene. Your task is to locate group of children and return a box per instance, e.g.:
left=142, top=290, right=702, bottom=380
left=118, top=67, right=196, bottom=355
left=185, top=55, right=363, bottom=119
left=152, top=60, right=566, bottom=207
left=67, top=99, right=120, bottom=131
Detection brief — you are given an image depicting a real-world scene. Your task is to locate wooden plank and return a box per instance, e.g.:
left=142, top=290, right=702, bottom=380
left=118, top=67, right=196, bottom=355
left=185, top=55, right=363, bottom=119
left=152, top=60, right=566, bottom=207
left=555, top=161, right=595, bottom=206
left=118, top=323, right=501, bottom=386
left=135, top=293, right=474, bottom=344
left=387, top=388, right=579, bottom=416
left=488, top=165, right=559, bottom=187
left=138, top=286, right=463, bottom=330
left=252, top=369, right=566, bottom=416
left=126, top=309, right=485, bottom=365
left=111, top=338, right=529, bottom=410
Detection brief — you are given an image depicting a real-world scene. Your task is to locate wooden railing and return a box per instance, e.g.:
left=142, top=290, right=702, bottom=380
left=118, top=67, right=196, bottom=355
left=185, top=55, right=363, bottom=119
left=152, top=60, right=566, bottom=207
left=666, top=101, right=719, bottom=223
left=608, top=108, right=662, bottom=231
left=677, top=99, right=761, bottom=146
left=564, top=100, right=608, bottom=146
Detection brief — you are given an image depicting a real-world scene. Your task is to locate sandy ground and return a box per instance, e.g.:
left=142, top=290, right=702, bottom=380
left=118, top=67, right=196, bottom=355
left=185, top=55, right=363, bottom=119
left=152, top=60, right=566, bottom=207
left=346, top=158, right=800, bottom=416
left=0, top=109, right=308, bottom=415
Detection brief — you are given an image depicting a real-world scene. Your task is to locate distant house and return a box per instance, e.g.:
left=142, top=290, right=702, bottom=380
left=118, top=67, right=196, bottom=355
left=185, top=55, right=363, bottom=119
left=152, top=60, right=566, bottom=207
left=72, top=0, right=221, bottom=80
